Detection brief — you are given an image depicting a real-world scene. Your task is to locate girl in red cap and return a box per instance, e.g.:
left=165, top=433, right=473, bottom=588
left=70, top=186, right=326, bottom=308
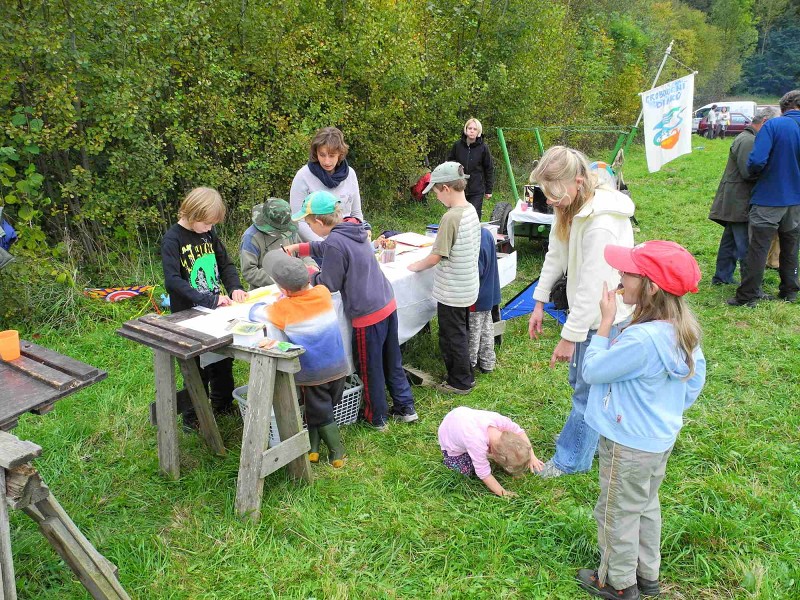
left=576, top=240, right=706, bottom=600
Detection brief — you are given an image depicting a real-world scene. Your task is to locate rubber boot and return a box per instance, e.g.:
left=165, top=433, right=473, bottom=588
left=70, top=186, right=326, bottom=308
left=308, top=427, right=320, bottom=463
left=318, top=422, right=346, bottom=468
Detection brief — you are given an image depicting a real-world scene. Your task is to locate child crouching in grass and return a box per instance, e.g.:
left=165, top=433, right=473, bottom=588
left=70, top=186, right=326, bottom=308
left=438, top=406, right=543, bottom=497
left=576, top=241, right=706, bottom=600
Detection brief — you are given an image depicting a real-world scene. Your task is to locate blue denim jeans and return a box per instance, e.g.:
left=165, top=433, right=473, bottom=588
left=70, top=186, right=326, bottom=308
left=551, top=330, right=597, bottom=474
left=713, top=222, right=748, bottom=284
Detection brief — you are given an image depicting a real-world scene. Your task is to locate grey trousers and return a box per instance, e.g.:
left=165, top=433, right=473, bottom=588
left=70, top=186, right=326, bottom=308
left=468, top=310, right=496, bottom=371
left=595, top=436, right=673, bottom=589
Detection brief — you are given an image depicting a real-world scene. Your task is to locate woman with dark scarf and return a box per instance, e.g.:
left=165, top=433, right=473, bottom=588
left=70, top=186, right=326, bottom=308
left=446, top=118, right=495, bottom=220
left=290, top=127, right=364, bottom=242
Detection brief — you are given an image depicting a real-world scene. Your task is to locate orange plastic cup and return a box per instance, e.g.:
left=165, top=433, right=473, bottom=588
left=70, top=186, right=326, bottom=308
left=0, top=330, right=20, bottom=361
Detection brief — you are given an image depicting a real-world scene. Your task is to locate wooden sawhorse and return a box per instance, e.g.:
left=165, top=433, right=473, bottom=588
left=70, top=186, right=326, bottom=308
left=117, top=313, right=312, bottom=521
left=0, top=430, right=130, bottom=600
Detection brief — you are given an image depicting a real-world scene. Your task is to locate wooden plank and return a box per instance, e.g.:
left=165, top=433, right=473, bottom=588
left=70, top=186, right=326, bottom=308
left=116, top=328, right=195, bottom=361
left=19, top=341, right=99, bottom=381
left=0, top=431, right=42, bottom=468
left=120, top=320, right=202, bottom=352
left=117, top=326, right=231, bottom=360
left=493, top=320, right=507, bottom=337
left=216, top=346, right=302, bottom=373
left=139, top=314, right=220, bottom=345
left=26, top=492, right=130, bottom=599
left=153, top=350, right=180, bottom=479
left=260, top=431, right=311, bottom=478
left=31, top=402, right=56, bottom=416
left=0, top=360, right=105, bottom=431
left=272, top=371, right=312, bottom=483
left=235, top=354, right=277, bottom=521
left=5, top=464, right=50, bottom=510
left=159, top=308, right=207, bottom=323
left=0, top=469, right=18, bottom=600
left=177, top=360, right=225, bottom=457
left=402, top=364, right=438, bottom=388
left=4, top=355, right=76, bottom=391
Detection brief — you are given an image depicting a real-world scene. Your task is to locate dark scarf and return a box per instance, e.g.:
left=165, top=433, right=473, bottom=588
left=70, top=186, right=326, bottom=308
left=308, top=159, right=350, bottom=189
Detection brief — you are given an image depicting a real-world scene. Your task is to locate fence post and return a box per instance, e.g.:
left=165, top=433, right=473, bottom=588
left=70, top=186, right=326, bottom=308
left=496, top=128, right=520, bottom=204
left=533, top=127, right=545, bottom=157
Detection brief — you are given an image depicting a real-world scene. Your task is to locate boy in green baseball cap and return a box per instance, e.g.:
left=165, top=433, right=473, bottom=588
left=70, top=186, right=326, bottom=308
left=240, top=197, right=316, bottom=288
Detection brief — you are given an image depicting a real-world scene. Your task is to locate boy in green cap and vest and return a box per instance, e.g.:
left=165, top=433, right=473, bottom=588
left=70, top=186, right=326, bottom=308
left=240, top=197, right=316, bottom=289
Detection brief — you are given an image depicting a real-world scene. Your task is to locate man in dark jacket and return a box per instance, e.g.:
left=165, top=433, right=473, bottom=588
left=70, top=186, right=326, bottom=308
left=447, top=118, right=495, bottom=220
left=729, top=90, right=800, bottom=306
left=709, top=107, right=778, bottom=285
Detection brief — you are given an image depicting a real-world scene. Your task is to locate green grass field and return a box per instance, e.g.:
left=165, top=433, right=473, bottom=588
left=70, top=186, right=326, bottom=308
left=9, top=136, right=800, bottom=599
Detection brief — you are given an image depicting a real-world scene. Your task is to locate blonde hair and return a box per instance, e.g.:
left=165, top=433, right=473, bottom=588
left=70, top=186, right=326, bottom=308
left=178, top=187, right=226, bottom=224
left=433, top=179, right=467, bottom=193
left=489, top=432, right=532, bottom=476
left=464, top=118, right=483, bottom=137
left=530, top=146, right=597, bottom=242
left=628, top=278, right=702, bottom=378
left=305, top=207, right=343, bottom=227
left=310, top=127, right=349, bottom=163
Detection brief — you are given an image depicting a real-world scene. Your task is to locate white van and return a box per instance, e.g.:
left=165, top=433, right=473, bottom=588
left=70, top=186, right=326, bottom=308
left=692, top=101, right=757, bottom=133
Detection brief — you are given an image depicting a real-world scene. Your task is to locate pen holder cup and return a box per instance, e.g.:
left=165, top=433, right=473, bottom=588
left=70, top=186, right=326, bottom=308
left=0, top=330, right=20, bottom=361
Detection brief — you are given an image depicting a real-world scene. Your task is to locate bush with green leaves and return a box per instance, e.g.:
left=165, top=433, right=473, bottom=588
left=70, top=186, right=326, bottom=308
left=0, top=0, right=746, bottom=329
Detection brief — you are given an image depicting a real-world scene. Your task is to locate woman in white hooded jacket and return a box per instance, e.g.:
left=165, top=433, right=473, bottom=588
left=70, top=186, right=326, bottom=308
left=528, top=146, right=635, bottom=478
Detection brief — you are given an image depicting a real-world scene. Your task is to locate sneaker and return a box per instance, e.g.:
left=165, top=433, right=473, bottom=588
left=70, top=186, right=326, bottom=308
left=436, top=382, right=473, bottom=395
left=576, top=569, right=640, bottom=599
left=726, top=296, right=758, bottom=308
left=537, top=459, right=566, bottom=479
left=636, top=576, right=660, bottom=597
left=390, top=409, right=419, bottom=423
left=365, top=420, right=389, bottom=432
left=779, top=292, right=798, bottom=303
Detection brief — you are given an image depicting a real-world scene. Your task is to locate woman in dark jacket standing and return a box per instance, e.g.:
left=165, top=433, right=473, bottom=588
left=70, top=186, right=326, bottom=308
left=447, top=118, right=495, bottom=220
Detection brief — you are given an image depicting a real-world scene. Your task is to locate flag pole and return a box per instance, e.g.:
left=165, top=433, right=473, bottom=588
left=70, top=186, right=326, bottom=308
left=634, top=40, right=674, bottom=128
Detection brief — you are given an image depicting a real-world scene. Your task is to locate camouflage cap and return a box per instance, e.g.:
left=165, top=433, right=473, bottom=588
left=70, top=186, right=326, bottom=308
left=252, top=198, right=297, bottom=234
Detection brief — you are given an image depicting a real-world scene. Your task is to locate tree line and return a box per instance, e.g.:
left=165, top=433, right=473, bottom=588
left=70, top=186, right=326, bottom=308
left=0, top=0, right=790, bottom=276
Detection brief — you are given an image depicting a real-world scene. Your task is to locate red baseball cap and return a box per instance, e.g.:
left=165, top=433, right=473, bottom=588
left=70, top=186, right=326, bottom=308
left=604, top=241, right=701, bottom=296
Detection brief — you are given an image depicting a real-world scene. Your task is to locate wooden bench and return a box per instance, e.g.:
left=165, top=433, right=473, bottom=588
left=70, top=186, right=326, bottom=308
left=0, top=431, right=130, bottom=600
left=0, top=343, right=129, bottom=599
left=0, top=340, right=107, bottom=431
left=117, top=311, right=312, bottom=521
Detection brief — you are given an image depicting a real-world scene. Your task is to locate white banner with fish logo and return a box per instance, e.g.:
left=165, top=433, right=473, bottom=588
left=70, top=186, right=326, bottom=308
left=641, top=74, right=694, bottom=173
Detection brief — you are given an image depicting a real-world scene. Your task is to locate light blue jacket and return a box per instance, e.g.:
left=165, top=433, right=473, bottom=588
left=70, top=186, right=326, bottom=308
left=583, top=320, right=706, bottom=453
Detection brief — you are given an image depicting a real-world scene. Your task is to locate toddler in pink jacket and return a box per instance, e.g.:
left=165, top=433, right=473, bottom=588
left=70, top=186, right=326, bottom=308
left=438, top=406, right=543, bottom=497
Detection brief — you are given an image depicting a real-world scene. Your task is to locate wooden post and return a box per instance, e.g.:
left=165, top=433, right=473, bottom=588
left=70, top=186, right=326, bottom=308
left=22, top=492, right=130, bottom=600
left=177, top=359, right=226, bottom=456
left=0, top=469, right=17, bottom=600
left=235, top=354, right=277, bottom=521
left=272, top=371, right=312, bottom=483
left=152, top=350, right=179, bottom=479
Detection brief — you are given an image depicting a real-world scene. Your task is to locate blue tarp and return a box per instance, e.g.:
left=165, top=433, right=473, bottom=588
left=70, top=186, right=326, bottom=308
left=0, top=219, right=17, bottom=251
left=501, top=278, right=568, bottom=325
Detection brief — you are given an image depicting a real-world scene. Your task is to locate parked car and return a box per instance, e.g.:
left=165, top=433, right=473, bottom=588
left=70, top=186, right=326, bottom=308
left=692, top=101, right=756, bottom=133
left=697, top=112, right=752, bottom=138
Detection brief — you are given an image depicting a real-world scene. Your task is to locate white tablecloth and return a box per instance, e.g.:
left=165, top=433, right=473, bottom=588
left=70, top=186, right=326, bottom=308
left=382, top=245, right=517, bottom=343
left=507, top=201, right=554, bottom=246
left=182, top=243, right=518, bottom=368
